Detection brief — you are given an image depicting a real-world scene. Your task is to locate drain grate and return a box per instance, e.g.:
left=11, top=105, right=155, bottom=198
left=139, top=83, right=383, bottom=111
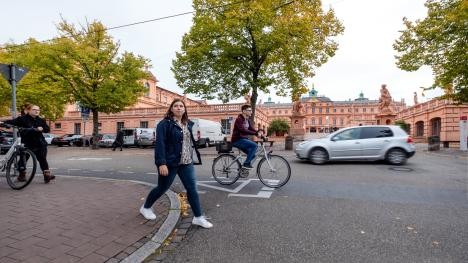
left=389, top=167, right=413, bottom=172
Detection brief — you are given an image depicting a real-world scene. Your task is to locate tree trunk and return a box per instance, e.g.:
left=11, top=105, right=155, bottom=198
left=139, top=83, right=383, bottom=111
left=92, top=109, right=99, bottom=149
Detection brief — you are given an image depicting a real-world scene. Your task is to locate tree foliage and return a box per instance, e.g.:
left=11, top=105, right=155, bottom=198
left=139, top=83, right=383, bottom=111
left=267, top=118, right=290, bottom=136
left=393, top=0, right=468, bottom=103
left=172, top=0, right=343, bottom=120
left=395, top=120, right=410, bottom=133
left=2, top=19, right=150, bottom=147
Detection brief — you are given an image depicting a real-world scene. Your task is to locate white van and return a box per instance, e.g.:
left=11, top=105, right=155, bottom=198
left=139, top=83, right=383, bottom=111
left=121, top=128, right=155, bottom=147
left=154, top=118, right=225, bottom=147
left=191, top=118, right=225, bottom=147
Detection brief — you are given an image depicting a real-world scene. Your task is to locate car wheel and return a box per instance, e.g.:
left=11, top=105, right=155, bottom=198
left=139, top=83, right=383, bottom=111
left=386, top=148, right=407, bottom=165
left=308, top=148, right=328, bottom=165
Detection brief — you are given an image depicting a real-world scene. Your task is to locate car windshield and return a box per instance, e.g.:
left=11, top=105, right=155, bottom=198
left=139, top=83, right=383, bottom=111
left=103, top=134, right=115, bottom=139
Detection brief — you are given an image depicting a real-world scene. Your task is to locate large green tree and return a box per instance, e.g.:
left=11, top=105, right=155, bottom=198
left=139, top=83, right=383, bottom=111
left=172, top=0, right=343, bottom=120
left=2, top=20, right=150, bottom=147
left=1, top=39, right=70, bottom=120
left=393, top=0, right=467, bottom=103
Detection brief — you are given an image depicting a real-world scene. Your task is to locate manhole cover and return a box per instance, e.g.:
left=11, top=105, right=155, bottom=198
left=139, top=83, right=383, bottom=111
left=389, top=167, right=413, bottom=172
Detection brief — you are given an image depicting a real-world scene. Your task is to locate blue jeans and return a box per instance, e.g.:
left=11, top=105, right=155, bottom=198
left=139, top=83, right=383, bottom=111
left=144, top=163, right=202, bottom=217
left=232, top=138, right=257, bottom=166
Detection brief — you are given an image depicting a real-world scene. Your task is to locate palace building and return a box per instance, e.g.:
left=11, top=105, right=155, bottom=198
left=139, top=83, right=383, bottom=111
left=17, top=71, right=467, bottom=147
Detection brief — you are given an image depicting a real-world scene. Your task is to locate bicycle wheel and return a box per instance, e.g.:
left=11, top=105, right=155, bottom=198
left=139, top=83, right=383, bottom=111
left=257, top=154, right=291, bottom=188
left=6, top=149, right=37, bottom=190
left=212, top=154, right=241, bottom=185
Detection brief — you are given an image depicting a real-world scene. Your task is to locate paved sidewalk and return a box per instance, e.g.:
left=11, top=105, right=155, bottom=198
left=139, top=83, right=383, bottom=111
left=0, top=176, right=177, bottom=263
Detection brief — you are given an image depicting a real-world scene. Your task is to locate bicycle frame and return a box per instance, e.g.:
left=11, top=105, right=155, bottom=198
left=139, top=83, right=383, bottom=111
left=228, top=141, right=273, bottom=170
left=0, top=137, right=20, bottom=171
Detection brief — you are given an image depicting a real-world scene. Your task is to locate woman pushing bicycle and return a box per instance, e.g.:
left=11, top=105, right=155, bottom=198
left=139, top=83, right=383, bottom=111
left=0, top=104, right=55, bottom=183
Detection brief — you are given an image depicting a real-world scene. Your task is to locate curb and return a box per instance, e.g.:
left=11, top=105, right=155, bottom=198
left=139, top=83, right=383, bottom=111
left=53, top=175, right=181, bottom=263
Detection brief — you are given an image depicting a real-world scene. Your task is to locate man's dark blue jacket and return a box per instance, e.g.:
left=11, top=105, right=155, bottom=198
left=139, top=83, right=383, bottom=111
left=154, top=117, right=201, bottom=167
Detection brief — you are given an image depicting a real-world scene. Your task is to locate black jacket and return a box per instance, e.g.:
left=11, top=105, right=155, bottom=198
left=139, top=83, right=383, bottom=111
left=5, top=114, right=49, bottom=149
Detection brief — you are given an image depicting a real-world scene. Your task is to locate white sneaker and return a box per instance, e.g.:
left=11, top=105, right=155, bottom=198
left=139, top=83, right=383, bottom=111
left=192, top=216, right=213, bottom=229
left=140, top=205, right=156, bottom=220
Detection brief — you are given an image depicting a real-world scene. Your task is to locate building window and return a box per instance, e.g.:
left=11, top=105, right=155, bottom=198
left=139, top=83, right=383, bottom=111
left=326, top=107, right=329, bottom=113
left=221, top=119, right=231, bottom=135
left=355, top=108, right=359, bottom=113
left=340, top=118, right=344, bottom=125
left=98, top=123, right=102, bottom=130
left=312, top=107, right=315, bottom=113
left=341, top=109, right=344, bottom=113
left=333, top=108, right=336, bottom=113
left=279, top=110, right=282, bottom=114
left=319, top=108, right=322, bottom=113
left=319, top=118, right=322, bottom=125
left=311, top=119, right=315, bottom=125
left=145, top=82, right=150, bottom=97
left=74, top=123, right=81, bottom=135
left=333, top=118, right=336, bottom=125
left=117, top=122, right=125, bottom=131
left=140, top=121, right=149, bottom=128
left=273, top=110, right=276, bottom=114
left=416, top=121, right=424, bottom=136
left=371, top=108, right=374, bottom=112
left=348, top=108, right=351, bottom=112
left=363, top=108, right=367, bottom=112
left=54, top=123, right=62, bottom=129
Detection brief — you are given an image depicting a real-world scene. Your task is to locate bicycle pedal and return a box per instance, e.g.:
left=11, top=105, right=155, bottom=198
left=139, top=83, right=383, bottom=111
left=239, top=169, right=250, bottom=178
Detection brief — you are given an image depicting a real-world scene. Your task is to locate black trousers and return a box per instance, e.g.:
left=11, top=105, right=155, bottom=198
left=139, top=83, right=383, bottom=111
left=18, top=146, right=49, bottom=173
left=32, top=147, right=49, bottom=172
left=112, top=141, right=123, bottom=150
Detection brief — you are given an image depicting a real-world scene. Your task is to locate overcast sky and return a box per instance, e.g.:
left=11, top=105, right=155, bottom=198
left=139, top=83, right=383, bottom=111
left=1, top=0, right=441, bottom=105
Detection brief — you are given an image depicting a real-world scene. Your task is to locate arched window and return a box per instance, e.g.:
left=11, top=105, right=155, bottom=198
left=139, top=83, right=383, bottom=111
left=430, top=117, right=441, bottom=136
left=415, top=121, right=424, bottom=137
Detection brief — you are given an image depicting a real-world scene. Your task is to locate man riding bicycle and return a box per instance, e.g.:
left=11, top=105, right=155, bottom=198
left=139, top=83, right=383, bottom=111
left=231, top=104, right=264, bottom=169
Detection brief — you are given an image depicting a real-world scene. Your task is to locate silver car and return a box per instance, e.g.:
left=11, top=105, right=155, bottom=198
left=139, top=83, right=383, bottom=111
left=295, top=125, right=415, bottom=165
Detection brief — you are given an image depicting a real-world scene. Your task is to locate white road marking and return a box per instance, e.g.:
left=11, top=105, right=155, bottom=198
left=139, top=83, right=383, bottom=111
left=67, top=157, right=112, bottom=161
left=197, top=179, right=275, bottom=199
left=118, top=171, right=135, bottom=174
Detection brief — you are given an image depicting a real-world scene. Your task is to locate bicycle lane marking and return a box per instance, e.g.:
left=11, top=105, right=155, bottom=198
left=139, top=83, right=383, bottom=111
left=197, top=179, right=275, bottom=199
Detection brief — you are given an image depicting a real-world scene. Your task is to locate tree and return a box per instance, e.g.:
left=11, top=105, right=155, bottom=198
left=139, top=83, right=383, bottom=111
left=267, top=118, right=290, bottom=136
left=395, top=120, right=410, bottom=133
left=172, top=0, right=343, bottom=121
left=393, top=0, right=468, bottom=103
left=3, top=20, right=150, bottom=147
left=1, top=39, right=70, bottom=120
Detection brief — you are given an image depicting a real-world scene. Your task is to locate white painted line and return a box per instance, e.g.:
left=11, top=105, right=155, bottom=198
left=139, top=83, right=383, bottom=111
left=261, top=186, right=275, bottom=191
left=91, top=170, right=106, bottom=172
left=68, top=168, right=81, bottom=171
left=229, top=190, right=272, bottom=199
left=118, top=171, right=135, bottom=174
left=146, top=172, right=158, bottom=175
left=67, top=157, right=112, bottom=161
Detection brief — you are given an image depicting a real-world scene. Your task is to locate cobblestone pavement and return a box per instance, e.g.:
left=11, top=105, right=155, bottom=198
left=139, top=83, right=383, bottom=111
left=0, top=176, right=169, bottom=263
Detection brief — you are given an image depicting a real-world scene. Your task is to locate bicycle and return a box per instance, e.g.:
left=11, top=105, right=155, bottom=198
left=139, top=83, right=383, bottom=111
left=212, top=137, right=291, bottom=188
left=0, top=123, right=37, bottom=190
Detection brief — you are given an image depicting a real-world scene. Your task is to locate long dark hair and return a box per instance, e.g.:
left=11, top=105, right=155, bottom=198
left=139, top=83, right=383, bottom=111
left=164, top=98, right=189, bottom=124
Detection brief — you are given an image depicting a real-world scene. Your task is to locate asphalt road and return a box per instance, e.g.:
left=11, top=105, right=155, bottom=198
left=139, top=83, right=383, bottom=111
left=46, top=146, right=468, bottom=263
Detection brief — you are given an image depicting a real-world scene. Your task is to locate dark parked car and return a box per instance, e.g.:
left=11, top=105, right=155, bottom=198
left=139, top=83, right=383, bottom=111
left=51, top=134, right=75, bottom=146
left=0, top=129, right=13, bottom=154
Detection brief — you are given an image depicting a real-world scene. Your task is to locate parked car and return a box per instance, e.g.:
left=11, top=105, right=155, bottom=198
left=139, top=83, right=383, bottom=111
left=43, top=133, right=56, bottom=145
left=0, top=129, right=13, bottom=154
left=121, top=128, right=155, bottom=148
left=97, top=134, right=116, bottom=148
left=295, top=125, right=415, bottom=165
left=71, top=135, right=93, bottom=147
left=51, top=134, right=75, bottom=146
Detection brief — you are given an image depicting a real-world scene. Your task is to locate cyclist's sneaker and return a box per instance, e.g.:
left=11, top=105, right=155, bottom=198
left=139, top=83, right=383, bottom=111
left=192, top=216, right=213, bottom=228
left=242, top=164, right=253, bottom=170
left=140, top=205, right=157, bottom=220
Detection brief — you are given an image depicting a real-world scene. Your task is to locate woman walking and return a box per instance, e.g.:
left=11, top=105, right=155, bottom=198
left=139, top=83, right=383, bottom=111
left=140, top=99, right=213, bottom=228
